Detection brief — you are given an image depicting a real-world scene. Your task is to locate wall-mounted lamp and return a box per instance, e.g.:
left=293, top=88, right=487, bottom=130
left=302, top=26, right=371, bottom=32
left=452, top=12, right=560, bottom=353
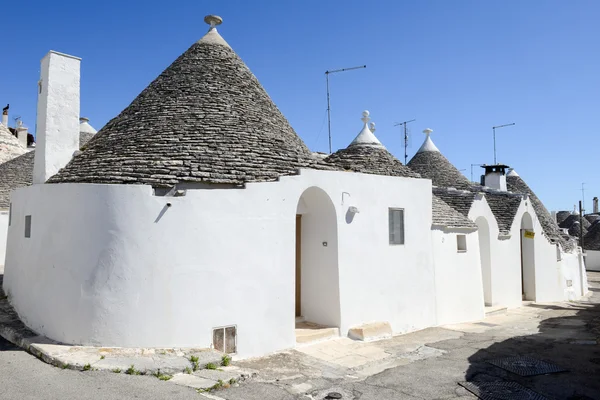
left=166, top=202, right=172, bottom=207
left=348, top=206, right=360, bottom=214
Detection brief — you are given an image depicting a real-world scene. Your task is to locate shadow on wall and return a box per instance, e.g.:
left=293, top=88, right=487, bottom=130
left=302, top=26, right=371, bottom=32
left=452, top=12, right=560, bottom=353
left=463, top=275, right=600, bottom=400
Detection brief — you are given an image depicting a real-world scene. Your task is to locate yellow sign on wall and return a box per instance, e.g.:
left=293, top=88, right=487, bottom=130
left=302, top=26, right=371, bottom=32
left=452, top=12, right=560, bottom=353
left=524, top=230, right=535, bottom=239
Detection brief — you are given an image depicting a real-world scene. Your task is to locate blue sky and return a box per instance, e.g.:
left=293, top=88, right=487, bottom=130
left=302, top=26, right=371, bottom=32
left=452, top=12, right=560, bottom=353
left=2, top=0, right=598, bottom=212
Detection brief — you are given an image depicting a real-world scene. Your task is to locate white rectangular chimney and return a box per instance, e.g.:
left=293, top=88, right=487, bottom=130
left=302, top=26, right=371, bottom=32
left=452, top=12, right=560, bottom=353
left=33, top=51, right=81, bottom=184
left=481, top=164, right=508, bottom=191
left=1, top=106, right=7, bottom=127
left=16, top=125, right=28, bottom=148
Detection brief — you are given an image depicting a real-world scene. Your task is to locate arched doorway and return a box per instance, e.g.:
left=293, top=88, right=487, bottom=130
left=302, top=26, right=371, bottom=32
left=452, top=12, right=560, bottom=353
left=476, top=217, right=492, bottom=306
left=295, top=187, right=341, bottom=330
left=520, top=212, right=536, bottom=301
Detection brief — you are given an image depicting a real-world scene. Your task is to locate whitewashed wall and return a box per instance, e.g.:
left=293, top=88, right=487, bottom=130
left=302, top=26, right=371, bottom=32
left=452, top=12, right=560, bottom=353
left=4, top=169, right=434, bottom=358
left=586, top=251, right=600, bottom=272
left=467, top=195, right=524, bottom=308
left=511, top=200, right=587, bottom=303
left=0, top=211, right=7, bottom=268
left=431, top=229, right=484, bottom=325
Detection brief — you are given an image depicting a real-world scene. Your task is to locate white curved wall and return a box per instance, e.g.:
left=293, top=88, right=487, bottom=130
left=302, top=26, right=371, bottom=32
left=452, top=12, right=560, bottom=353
left=4, top=169, right=434, bottom=358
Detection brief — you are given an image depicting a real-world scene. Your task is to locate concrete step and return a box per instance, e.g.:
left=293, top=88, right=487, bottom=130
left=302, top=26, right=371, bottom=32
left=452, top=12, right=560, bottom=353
left=348, top=321, right=392, bottom=342
left=485, top=305, right=507, bottom=317
left=295, top=322, right=339, bottom=344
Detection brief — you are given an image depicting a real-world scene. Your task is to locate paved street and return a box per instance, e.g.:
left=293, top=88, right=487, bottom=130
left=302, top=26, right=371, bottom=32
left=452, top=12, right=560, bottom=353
left=0, top=272, right=599, bottom=400
left=0, top=336, right=200, bottom=400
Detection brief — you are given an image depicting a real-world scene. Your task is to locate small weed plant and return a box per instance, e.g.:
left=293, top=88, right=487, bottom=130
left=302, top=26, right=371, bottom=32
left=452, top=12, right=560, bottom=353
left=205, top=362, right=217, bottom=370
left=221, top=354, right=231, bottom=366
left=125, top=365, right=141, bottom=375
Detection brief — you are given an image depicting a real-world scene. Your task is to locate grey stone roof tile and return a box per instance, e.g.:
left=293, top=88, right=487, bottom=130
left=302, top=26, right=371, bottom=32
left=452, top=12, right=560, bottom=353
left=432, top=194, right=477, bottom=229
left=324, top=145, right=420, bottom=178
left=0, top=151, right=34, bottom=208
left=0, top=124, right=27, bottom=164
left=483, top=192, right=523, bottom=236
left=432, top=187, right=476, bottom=217
left=560, top=214, right=591, bottom=230
left=407, top=151, right=472, bottom=190
left=584, top=220, right=600, bottom=251
left=507, top=174, right=573, bottom=251
left=48, top=28, right=326, bottom=186
left=556, top=211, right=571, bottom=225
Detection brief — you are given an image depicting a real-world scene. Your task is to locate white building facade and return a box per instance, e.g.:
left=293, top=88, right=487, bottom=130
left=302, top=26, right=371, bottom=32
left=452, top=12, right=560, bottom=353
left=2, top=16, right=589, bottom=359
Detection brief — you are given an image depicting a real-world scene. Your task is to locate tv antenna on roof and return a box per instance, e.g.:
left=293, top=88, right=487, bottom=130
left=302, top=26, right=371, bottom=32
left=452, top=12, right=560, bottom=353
left=325, top=65, right=366, bottom=153
left=492, top=122, right=515, bottom=164
left=394, top=119, right=416, bottom=164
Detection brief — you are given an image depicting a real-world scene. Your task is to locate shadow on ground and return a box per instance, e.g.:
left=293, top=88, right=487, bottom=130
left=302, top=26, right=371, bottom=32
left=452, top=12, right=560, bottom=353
left=463, top=276, right=600, bottom=400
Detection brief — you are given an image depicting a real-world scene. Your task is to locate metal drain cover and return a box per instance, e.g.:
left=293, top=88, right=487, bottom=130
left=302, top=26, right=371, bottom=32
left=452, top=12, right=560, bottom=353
left=458, top=381, right=548, bottom=400
left=486, top=356, right=567, bottom=376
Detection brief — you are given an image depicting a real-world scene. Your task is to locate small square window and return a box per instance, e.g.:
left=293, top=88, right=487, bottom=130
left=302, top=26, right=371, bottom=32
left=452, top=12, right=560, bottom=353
left=24, top=215, right=32, bottom=238
left=213, top=325, right=237, bottom=354
left=457, top=234, right=467, bottom=252
left=389, top=208, right=405, bottom=245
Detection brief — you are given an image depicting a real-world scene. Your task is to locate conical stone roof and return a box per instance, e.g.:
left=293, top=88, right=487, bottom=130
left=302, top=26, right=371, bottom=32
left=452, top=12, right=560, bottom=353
left=556, top=210, right=572, bottom=225
left=584, top=220, right=600, bottom=251
left=0, top=151, right=34, bottom=208
left=0, top=124, right=27, bottom=164
left=432, top=194, right=477, bottom=229
left=560, top=213, right=591, bottom=231
left=507, top=171, right=572, bottom=250
left=407, top=129, right=472, bottom=189
left=324, top=111, right=420, bottom=178
left=49, top=17, right=323, bottom=186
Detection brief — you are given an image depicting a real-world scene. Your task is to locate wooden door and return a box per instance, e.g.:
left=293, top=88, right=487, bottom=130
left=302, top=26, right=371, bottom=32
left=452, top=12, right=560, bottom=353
left=295, top=215, right=302, bottom=317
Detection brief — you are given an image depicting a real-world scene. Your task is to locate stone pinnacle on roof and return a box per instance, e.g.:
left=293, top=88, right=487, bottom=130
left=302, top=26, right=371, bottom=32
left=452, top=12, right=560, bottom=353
left=416, top=128, right=440, bottom=153
left=49, top=15, right=324, bottom=186
left=79, top=117, right=98, bottom=148
left=204, top=15, right=223, bottom=28
left=323, top=110, right=420, bottom=178
left=349, top=111, right=384, bottom=148
left=407, top=128, right=472, bottom=189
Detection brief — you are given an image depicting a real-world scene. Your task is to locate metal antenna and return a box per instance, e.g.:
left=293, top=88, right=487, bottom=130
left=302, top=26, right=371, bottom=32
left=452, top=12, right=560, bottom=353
left=325, top=65, right=366, bottom=153
left=492, top=122, right=515, bottom=164
left=394, top=119, right=416, bottom=164
left=581, top=183, right=586, bottom=214
left=470, top=163, right=484, bottom=183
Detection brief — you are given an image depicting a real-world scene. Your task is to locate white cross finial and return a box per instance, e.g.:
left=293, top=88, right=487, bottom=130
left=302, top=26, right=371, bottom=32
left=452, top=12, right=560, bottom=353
left=361, top=110, right=370, bottom=124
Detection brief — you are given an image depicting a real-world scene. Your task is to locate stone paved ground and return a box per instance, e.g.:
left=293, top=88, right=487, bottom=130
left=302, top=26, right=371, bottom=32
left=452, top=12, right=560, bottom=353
left=0, top=271, right=598, bottom=399
left=222, top=272, right=600, bottom=400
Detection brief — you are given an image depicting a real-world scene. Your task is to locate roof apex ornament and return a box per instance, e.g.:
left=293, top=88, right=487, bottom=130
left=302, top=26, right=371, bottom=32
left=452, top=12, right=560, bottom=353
left=369, top=122, right=376, bottom=133
left=423, top=128, right=433, bottom=136
left=361, top=110, right=370, bottom=125
left=204, top=15, right=223, bottom=29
